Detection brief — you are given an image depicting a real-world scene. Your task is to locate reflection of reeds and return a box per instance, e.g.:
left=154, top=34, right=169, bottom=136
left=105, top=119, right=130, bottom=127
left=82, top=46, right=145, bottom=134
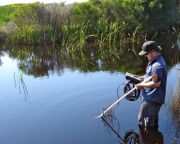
left=14, top=71, right=30, bottom=103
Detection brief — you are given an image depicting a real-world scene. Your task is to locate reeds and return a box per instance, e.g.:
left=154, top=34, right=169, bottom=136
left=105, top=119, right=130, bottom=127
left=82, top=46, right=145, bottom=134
left=170, top=72, right=180, bottom=129
left=1, top=1, right=179, bottom=51
left=11, top=25, right=40, bottom=45
left=0, top=2, right=144, bottom=49
left=14, top=71, right=29, bottom=103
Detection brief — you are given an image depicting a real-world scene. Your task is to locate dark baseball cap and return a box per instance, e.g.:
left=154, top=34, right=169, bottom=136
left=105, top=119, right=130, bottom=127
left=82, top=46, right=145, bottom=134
left=139, top=41, right=161, bottom=56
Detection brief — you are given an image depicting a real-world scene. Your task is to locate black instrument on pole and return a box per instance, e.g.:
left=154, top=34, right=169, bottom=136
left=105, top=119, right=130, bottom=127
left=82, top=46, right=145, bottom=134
left=124, top=130, right=140, bottom=144
left=123, top=72, right=142, bottom=101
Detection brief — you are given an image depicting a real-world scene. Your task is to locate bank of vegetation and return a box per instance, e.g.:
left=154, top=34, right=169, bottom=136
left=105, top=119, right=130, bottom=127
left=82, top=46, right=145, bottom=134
left=0, top=0, right=180, bottom=49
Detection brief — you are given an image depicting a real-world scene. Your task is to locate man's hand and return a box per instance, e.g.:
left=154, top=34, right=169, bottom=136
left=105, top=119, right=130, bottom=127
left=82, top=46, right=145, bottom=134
left=135, top=83, right=144, bottom=89
left=152, top=73, right=158, bottom=82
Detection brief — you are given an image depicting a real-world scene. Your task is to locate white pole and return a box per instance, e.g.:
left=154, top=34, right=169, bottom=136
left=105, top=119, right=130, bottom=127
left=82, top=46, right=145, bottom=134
left=96, top=76, right=152, bottom=118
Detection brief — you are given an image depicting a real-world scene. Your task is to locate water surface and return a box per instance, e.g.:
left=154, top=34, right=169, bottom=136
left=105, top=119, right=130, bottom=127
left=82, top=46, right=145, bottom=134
left=0, top=40, right=179, bottom=144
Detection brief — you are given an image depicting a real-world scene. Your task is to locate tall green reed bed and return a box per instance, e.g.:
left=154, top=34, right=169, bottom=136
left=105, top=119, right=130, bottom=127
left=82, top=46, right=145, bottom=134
left=9, top=20, right=141, bottom=51
left=61, top=22, right=94, bottom=51
left=1, top=0, right=178, bottom=49
left=11, top=24, right=64, bottom=46
left=11, top=25, right=40, bottom=45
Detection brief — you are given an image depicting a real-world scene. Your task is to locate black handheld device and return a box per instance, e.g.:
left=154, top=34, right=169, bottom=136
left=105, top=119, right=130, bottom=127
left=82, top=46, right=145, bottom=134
left=125, top=72, right=142, bottom=84
left=124, top=72, right=142, bottom=101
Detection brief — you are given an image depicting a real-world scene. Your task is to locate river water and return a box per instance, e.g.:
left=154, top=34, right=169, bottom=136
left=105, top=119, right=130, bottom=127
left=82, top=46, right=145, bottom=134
left=0, top=39, right=179, bottom=144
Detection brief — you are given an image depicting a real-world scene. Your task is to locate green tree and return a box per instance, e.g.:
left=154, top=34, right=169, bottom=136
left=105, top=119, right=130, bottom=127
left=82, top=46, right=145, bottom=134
left=141, top=0, right=177, bottom=32
left=73, top=2, right=101, bottom=34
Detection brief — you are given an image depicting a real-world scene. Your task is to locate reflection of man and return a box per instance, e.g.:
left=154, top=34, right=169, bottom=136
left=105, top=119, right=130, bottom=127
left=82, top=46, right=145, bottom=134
left=138, top=125, right=163, bottom=144
left=136, top=41, right=167, bottom=128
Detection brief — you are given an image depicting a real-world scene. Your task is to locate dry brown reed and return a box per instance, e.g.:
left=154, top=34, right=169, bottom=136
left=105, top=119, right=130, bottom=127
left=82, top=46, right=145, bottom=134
left=170, top=70, right=180, bottom=129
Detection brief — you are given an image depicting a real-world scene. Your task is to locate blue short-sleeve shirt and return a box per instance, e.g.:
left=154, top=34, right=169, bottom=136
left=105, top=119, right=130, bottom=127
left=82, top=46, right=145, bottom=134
left=142, top=54, right=167, bottom=105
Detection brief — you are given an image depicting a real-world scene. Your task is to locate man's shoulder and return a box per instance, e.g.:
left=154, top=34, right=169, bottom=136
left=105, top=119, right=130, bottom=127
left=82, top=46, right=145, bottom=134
left=152, top=61, right=162, bottom=69
left=151, top=60, right=167, bottom=74
left=153, top=56, right=167, bottom=69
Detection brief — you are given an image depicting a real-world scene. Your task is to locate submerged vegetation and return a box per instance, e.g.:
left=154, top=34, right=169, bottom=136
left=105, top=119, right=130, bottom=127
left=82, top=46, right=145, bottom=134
left=0, top=0, right=180, bottom=49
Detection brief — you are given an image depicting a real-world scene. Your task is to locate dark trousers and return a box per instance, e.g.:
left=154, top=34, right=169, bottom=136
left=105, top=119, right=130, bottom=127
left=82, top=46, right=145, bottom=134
left=138, top=100, right=161, bottom=128
left=138, top=125, right=164, bottom=144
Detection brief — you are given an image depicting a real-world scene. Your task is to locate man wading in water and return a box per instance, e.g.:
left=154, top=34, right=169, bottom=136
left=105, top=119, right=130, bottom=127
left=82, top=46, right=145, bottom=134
left=136, top=41, right=167, bottom=128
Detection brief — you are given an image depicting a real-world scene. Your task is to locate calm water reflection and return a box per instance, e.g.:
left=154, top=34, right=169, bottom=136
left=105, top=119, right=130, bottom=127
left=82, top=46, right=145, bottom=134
left=0, top=39, right=179, bottom=144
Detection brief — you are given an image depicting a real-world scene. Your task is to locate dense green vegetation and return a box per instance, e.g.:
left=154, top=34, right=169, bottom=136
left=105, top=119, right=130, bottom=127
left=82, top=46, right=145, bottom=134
left=0, top=5, right=15, bottom=25
left=0, top=0, right=180, bottom=48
